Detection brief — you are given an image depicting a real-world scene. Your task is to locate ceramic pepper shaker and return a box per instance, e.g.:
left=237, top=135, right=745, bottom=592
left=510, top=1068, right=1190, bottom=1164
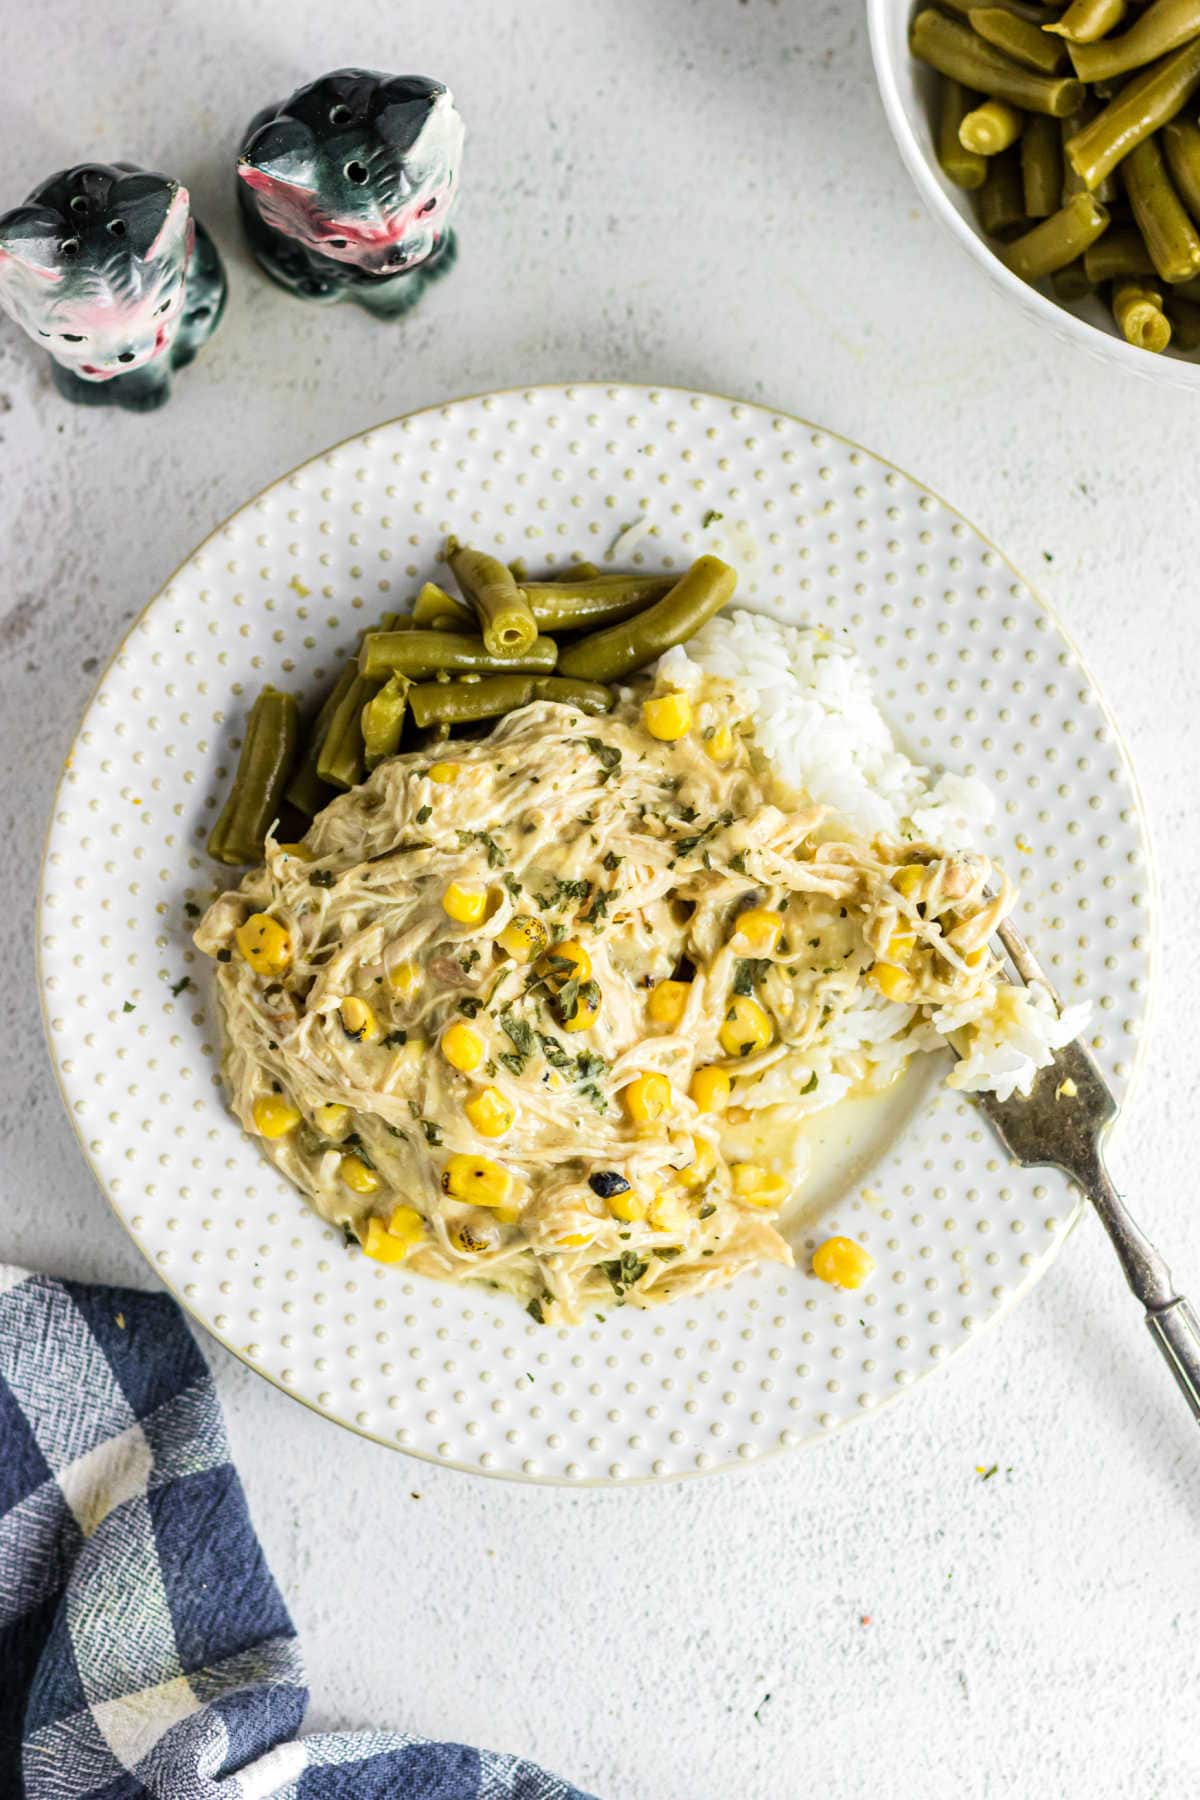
left=0, top=163, right=226, bottom=411
left=236, top=68, right=464, bottom=317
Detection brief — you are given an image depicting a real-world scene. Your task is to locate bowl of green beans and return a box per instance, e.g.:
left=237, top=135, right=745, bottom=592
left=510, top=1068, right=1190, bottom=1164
left=868, top=0, right=1200, bottom=381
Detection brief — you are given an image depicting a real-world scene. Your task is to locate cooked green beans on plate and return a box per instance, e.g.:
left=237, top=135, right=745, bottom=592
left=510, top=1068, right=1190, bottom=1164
left=911, top=0, right=1200, bottom=355
left=206, top=545, right=737, bottom=863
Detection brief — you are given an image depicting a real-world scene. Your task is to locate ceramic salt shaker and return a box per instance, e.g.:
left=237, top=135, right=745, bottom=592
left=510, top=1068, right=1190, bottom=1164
left=236, top=68, right=464, bottom=317
left=0, top=163, right=226, bottom=411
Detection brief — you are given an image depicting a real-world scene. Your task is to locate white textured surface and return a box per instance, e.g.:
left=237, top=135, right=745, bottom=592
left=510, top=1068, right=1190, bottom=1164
left=2, top=2, right=1198, bottom=1795
left=37, top=384, right=1153, bottom=1482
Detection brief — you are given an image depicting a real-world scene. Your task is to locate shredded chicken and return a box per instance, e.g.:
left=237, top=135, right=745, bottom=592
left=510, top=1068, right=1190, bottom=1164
left=197, top=674, right=1018, bottom=1323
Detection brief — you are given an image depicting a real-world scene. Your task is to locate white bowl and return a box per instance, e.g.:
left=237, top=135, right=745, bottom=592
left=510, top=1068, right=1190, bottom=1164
left=866, top=0, right=1200, bottom=390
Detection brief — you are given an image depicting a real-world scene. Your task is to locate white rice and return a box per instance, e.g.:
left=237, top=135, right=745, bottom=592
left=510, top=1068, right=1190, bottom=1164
left=657, top=609, right=1088, bottom=1103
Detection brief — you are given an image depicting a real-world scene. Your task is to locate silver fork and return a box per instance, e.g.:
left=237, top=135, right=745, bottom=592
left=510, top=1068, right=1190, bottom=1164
left=961, top=916, right=1200, bottom=1420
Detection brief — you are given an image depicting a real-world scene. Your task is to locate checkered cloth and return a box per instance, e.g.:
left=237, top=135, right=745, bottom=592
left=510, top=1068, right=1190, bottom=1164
left=0, top=1267, right=592, bottom=1800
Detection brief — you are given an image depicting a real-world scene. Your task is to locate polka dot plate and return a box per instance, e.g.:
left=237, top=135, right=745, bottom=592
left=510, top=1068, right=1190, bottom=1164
left=38, top=385, right=1154, bottom=1484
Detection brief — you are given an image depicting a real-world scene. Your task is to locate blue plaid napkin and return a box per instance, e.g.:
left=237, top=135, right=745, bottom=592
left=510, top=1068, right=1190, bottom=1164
left=0, top=1267, right=592, bottom=1800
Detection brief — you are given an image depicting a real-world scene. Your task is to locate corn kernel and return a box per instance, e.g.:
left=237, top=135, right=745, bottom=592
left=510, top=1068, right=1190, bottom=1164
left=385, top=1203, right=424, bottom=1254
left=703, top=723, right=734, bottom=764
left=387, top=959, right=420, bottom=996
left=648, top=1188, right=690, bottom=1233
left=339, top=1153, right=379, bottom=1195
left=235, top=912, right=292, bottom=977
left=251, top=1093, right=300, bottom=1139
left=542, top=939, right=591, bottom=987
left=892, top=863, right=926, bottom=899
left=642, top=691, right=693, bottom=741
left=453, top=1215, right=501, bottom=1254
left=675, top=1136, right=716, bottom=1191
left=442, top=881, right=489, bottom=925
left=441, top=1020, right=485, bottom=1072
left=647, top=979, right=692, bottom=1029
left=882, top=929, right=916, bottom=964
left=731, top=1163, right=789, bottom=1209
left=689, top=1065, right=731, bottom=1112
left=965, top=945, right=988, bottom=969
left=562, top=986, right=601, bottom=1032
left=338, top=996, right=379, bottom=1043
left=868, top=962, right=914, bottom=1003
left=314, top=1102, right=350, bottom=1136
left=361, top=1217, right=408, bottom=1263
left=441, top=1153, right=514, bottom=1209
left=428, top=760, right=460, bottom=784
left=497, top=913, right=550, bottom=963
left=718, top=995, right=773, bottom=1058
left=623, top=1071, right=672, bottom=1125
left=556, top=1230, right=593, bottom=1248
left=812, top=1235, right=875, bottom=1290
left=608, top=1189, right=646, bottom=1223
left=732, top=907, right=783, bottom=954
left=465, top=1085, right=516, bottom=1138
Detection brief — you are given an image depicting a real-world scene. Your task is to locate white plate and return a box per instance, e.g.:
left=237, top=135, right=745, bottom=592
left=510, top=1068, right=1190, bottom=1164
left=38, top=384, right=1154, bottom=1484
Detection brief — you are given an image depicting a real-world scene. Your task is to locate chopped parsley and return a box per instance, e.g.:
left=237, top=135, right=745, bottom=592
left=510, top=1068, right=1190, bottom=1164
left=420, top=1118, right=444, bottom=1147
left=732, top=958, right=767, bottom=996
left=499, top=1009, right=536, bottom=1059
left=415, top=804, right=432, bottom=825
left=168, top=975, right=193, bottom=997
left=122, top=1000, right=136, bottom=1013
left=537, top=1032, right=573, bottom=1071
left=800, top=1071, right=819, bottom=1095
left=729, top=850, right=748, bottom=874
left=526, top=1296, right=548, bottom=1325
left=457, top=828, right=507, bottom=869
left=580, top=736, right=622, bottom=780
left=702, top=508, right=724, bottom=527
left=309, top=870, right=335, bottom=888
left=183, top=900, right=200, bottom=919
left=699, top=1203, right=717, bottom=1220
left=384, top=1028, right=409, bottom=1047
left=458, top=996, right=483, bottom=1018
left=498, top=1051, right=527, bottom=1079
left=602, top=1250, right=648, bottom=1298
left=602, top=850, right=623, bottom=872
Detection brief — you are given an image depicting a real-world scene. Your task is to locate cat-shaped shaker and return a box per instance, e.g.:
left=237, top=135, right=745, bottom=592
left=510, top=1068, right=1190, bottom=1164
left=0, top=163, right=226, bottom=411
left=237, top=68, right=464, bottom=317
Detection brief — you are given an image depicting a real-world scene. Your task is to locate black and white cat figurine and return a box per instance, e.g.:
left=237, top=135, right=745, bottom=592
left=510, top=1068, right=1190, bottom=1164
left=237, top=68, right=465, bottom=317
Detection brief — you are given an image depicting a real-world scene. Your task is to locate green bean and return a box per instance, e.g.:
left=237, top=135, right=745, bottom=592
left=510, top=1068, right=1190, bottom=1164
left=1065, top=36, right=1200, bottom=186
left=1045, top=0, right=1127, bottom=40
left=938, top=78, right=990, bottom=188
left=939, top=0, right=1062, bottom=22
left=1069, top=0, right=1200, bottom=80
left=961, top=97, right=1026, bottom=151
left=1164, top=287, right=1200, bottom=340
left=359, top=629, right=559, bottom=682
left=1000, top=190, right=1111, bottom=274
left=285, top=665, right=354, bottom=817
left=208, top=686, right=299, bottom=866
left=1162, top=116, right=1200, bottom=218
left=1122, top=130, right=1200, bottom=275
left=361, top=674, right=411, bottom=771
left=316, top=670, right=378, bottom=790
left=408, top=673, right=614, bottom=728
left=1051, top=256, right=1096, bottom=294
left=1112, top=273, right=1173, bottom=342
left=970, top=7, right=1069, bottom=70
left=520, top=574, right=677, bottom=631
left=910, top=10, right=1086, bottom=113
left=1022, top=111, right=1065, bottom=211
left=556, top=554, right=736, bottom=683
left=448, top=545, right=538, bottom=656
left=980, top=145, right=1029, bottom=234
left=411, top=580, right=472, bottom=629
left=1082, top=221, right=1158, bottom=273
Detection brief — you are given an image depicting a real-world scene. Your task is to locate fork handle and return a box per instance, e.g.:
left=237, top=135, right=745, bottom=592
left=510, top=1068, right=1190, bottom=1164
left=1087, top=1159, right=1200, bottom=1423
left=1145, top=1298, right=1200, bottom=1423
